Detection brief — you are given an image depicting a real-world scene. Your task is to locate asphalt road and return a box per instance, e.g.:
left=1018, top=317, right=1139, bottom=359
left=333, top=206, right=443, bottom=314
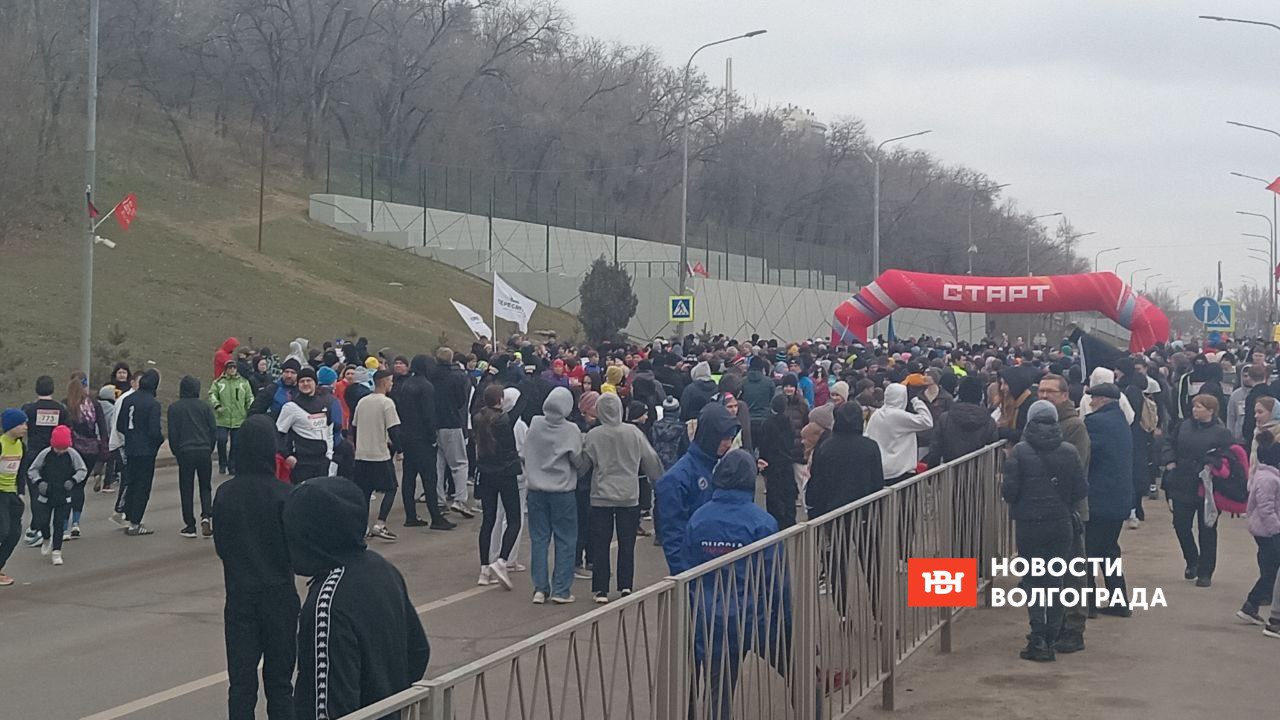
left=1, top=464, right=670, bottom=720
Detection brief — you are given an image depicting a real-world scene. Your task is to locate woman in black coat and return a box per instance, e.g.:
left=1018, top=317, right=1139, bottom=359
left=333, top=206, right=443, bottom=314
left=1165, top=394, right=1233, bottom=586
left=1001, top=400, right=1088, bottom=663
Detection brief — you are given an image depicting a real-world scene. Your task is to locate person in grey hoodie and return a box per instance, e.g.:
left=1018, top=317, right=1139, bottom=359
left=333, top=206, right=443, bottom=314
left=522, top=387, right=584, bottom=604
left=581, top=392, right=664, bottom=603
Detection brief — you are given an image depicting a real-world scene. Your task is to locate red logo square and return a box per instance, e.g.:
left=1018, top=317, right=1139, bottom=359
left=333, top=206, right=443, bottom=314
left=907, top=558, right=978, bottom=607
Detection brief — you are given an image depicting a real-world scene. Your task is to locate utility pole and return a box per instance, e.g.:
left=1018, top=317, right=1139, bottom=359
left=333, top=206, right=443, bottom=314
left=80, top=0, right=100, bottom=378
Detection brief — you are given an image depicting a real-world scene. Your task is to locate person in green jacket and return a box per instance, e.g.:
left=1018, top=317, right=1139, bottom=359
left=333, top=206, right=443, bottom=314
left=209, top=360, right=253, bottom=475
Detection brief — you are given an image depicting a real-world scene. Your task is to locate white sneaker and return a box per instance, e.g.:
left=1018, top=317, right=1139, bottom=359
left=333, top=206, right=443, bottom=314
left=1127, top=511, right=1140, bottom=530
left=490, top=558, right=514, bottom=590
left=450, top=501, right=475, bottom=519
left=109, top=512, right=127, bottom=527
left=508, top=562, right=527, bottom=573
left=51, top=550, right=63, bottom=566
left=532, top=591, right=546, bottom=605
left=40, top=539, right=51, bottom=556
left=70, top=524, right=81, bottom=539
left=477, top=566, right=495, bottom=586
left=551, top=595, right=576, bottom=605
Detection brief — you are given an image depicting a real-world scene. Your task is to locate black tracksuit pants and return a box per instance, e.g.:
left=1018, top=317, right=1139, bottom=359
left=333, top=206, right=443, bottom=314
left=1015, top=518, right=1072, bottom=641
left=176, top=450, right=213, bottom=529
left=124, top=453, right=157, bottom=525
left=224, top=585, right=300, bottom=720
left=1172, top=498, right=1217, bottom=580
left=401, top=439, right=443, bottom=523
left=764, top=464, right=797, bottom=529
left=0, top=492, right=23, bottom=571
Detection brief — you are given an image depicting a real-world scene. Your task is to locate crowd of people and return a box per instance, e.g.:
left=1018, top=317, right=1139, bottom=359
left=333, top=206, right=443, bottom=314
left=2, top=327, right=1279, bottom=716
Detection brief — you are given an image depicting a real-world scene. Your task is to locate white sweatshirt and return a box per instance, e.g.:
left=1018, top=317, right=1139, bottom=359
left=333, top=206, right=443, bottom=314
left=865, top=384, right=934, bottom=480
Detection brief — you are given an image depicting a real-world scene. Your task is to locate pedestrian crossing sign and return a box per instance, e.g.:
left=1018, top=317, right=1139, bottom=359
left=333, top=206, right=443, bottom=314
left=1206, top=301, right=1235, bottom=333
left=669, top=295, right=694, bottom=323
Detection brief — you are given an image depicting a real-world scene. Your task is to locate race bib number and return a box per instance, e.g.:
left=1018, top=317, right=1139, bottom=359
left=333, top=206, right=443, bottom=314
left=35, top=409, right=59, bottom=427
left=307, top=413, right=328, bottom=431
left=0, top=457, right=19, bottom=475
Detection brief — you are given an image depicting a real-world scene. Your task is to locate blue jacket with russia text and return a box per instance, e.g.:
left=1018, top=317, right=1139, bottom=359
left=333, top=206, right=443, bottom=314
left=656, top=402, right=740, bottom=574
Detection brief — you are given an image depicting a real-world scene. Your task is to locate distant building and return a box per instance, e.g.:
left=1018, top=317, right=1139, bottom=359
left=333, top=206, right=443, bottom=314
left=782, top=105, right=828, bottom=140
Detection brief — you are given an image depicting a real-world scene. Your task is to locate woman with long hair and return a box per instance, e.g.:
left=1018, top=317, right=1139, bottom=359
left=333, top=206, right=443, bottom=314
left=473, top=383, right=522, bottom=590
left=65, top=372, right=107, bottom=536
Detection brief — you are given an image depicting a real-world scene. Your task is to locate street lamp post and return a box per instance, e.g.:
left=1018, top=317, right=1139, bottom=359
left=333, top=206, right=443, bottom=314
left=1094, top=246, right=1121, bottom=273
left=1026, top=212, right=1062, bottom=276
left=1114, top=258, right=1137, bottom=275
left=967, top=182, right=1010, bottom=275
left=1143, top=272, right=1164, bottom=293
left=679, top=29, right=766, bottom=296
left=1238, top=208, right=1276, bottom=323
left=1128, top=267, right=1151, bottom=288
left=863, top=130, right=933, bottom=283
left=1230, top=165, right=1279, bottom=324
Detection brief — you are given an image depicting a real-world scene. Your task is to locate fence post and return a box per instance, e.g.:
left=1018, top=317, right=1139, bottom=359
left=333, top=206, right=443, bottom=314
left=422, top=166, right=428, bottom=248
left=793, top=527, right=819, bottom=720
left=545, top=223, right=550, bottom=272
left=488, top=193, right=495, bottom=274
left=369, top=158, right=375, bottom=231
left=880, top=490, right=899, bottom=711
left=655, top=581, right=689, bottom=720
left=613, top=219, right=619, bottom=265
left=325, top=141, right=331, bottom=194
left=940, top=465, right=955, bottom=653
left=982, top=449, right=999, bottom=607
left=468, top=167, right=473, bottom=215
left=359, top=154, right=365, bottom=199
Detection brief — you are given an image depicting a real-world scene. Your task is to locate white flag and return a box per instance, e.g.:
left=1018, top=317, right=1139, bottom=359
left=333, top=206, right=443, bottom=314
left=450, top=299, right=493, bottom=340
left=493, top=274, right=537, bottom=332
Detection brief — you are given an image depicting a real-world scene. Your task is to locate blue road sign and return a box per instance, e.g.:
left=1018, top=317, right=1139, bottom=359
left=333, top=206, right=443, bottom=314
left=1206, top=301, right=1235, bottom=332
left=1192, top=296, right=1220, bottom=324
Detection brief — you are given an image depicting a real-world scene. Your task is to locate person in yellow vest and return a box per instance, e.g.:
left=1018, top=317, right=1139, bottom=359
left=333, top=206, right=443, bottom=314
left=0, top=409, right=29, bottom=585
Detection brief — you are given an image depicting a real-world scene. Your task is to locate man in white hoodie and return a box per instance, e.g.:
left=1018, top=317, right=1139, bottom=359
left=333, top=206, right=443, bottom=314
left=865, top=383, right=934, bottom=483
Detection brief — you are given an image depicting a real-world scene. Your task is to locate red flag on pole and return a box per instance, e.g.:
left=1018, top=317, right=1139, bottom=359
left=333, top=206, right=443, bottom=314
left=1267, top=177, right=1280, bottom=195
left=691, top=261, right=710, bottom=278
left=86, top=190, right=100, bottom=220
left=1274, top=262, right=1280, bottom=281
left=114, top=193, right=138, bottom=231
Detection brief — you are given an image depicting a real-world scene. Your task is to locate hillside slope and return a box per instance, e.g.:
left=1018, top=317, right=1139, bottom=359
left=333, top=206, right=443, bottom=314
left=1, top=126, right=579, bottom=406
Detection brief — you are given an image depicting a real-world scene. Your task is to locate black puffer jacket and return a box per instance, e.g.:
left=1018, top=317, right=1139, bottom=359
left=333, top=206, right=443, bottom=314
left=807, top=402, right=885, bottom=516
left=1166, top=417, right=1233, bottom=504
left=925, top=402, right=998, bottom=466
left=395, top=356, right=437, bottom=444
left=1001, top=415, right=1087, bottom=522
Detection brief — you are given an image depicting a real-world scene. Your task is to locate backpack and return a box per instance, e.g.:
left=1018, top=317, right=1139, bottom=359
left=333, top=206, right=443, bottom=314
left=1199, top=445, right=1249, bottom=513
left=1139, top=395, right=1159, bottom=433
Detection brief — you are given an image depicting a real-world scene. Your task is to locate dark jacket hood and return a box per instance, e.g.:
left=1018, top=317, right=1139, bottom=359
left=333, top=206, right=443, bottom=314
left=283, top=475, right=368, bottom=577
left=179, top=375, right=200, bottom=399
left=694, top=401, right=740, bottom=456
left=235, top=415, right=279, bottom=476
left=949, top=401, right=992, bottom=431
left=712, top=448, right=756, bottom=491
left=139, top=369, right=160, bottom=395
left=1022, top=416, right=1064, bottom=452
left=833, top=401, right=864, bottom=435
left=411, top=354, right=436, bottom=377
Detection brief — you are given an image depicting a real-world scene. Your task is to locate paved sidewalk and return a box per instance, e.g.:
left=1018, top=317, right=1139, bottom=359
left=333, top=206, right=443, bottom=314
left=857, top=500, right=1275, bottom=719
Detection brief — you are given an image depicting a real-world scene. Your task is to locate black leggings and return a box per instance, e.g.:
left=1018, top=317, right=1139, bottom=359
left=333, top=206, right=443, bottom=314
left=477, top=473, right=520, bottom=565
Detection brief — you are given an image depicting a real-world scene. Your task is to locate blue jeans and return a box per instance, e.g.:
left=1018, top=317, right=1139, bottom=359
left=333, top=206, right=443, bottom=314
left=528, top=490, right=578, bottom=597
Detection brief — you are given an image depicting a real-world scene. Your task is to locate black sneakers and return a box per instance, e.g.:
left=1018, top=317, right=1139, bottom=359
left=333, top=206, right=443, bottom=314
left=403, top=518, right=429, bottom=528
left=431, top=518, right=458, bottom=531
left=1237, top=604, right=1265, bottom=626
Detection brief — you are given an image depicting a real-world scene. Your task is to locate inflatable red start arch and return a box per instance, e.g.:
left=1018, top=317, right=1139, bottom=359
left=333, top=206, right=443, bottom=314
left=832, top=270, right=1170, bottom=352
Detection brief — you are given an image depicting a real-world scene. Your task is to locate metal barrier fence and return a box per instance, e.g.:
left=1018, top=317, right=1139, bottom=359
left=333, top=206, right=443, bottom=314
left=340, top=442, right=1008, bottom=720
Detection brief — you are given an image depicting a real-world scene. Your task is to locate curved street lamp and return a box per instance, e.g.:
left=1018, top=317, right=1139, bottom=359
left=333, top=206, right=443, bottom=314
left=1026, top=212, right=1063, bottom=276
left=1093, top=246, right=1121, bottom=272
left=679, top=29, right=767, bottom=294
left=863, top=129, right=933, bottom=282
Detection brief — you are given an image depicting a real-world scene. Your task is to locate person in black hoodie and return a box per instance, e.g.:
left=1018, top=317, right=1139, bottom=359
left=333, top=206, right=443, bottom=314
left=757, top=394, right=802, bottom=529
left=1001, top=400, right=1088, bottom=662
left=117, top=369, right=163, bottom=536
left=431, top=348, right=475, bottom=518
left=285, top=476, right=429, bottom=720
left=807, top=401, right=884, bottom=516
left=806, top=401, right=884, bottom=616
left=396, top=355, right=454, bottom=530
left=169, top=376, right=218, bottom=538
left=213, top=415, right=298, bottom=720
left=925, top=375, right=998, bottom=466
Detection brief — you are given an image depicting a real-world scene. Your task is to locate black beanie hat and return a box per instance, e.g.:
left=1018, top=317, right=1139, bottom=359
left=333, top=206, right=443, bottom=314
left=297, top=367, right=318, bottom=382
left=281, top=358, right=302, bottom=373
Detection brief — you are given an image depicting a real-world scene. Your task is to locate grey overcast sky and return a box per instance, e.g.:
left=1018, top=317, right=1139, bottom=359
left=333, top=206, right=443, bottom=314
left=557, top=0, right=1280, bottom=308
